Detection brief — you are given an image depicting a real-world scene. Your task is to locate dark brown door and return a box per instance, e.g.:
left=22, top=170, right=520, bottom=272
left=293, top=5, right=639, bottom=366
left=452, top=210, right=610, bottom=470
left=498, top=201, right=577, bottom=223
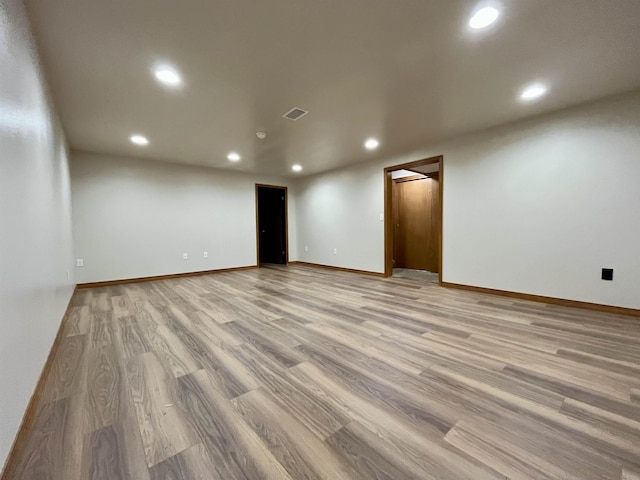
left=257, top=186, right=287, bottom=265
left=393, top=175, right=440, bottom=272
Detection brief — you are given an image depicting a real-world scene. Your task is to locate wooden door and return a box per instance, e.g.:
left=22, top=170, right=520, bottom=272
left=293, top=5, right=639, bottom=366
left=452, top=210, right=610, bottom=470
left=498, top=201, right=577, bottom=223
left=257, top=186, right=287, bottom=264
left=393, top=175, right=440, bottom=272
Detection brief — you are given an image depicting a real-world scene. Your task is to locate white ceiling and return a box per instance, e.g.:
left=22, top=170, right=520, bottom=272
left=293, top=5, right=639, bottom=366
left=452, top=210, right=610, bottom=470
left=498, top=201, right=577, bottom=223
left=25, top=0, right=640, bottom=177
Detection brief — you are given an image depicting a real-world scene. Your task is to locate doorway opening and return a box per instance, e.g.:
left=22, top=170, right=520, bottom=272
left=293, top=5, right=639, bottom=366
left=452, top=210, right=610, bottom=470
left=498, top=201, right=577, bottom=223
left=383, top=156, right=443, bottom=284
left=256, top=184, right=288, bottom=266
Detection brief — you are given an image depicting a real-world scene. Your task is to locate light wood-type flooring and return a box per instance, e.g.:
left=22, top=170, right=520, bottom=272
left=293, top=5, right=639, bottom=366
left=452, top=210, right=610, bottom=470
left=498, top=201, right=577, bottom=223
left=5, top=265, right=640, bottom=479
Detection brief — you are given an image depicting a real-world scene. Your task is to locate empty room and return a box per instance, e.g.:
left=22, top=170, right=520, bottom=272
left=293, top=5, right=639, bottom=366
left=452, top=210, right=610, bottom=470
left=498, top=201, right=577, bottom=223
left=2, top=0, right=640, bottom=479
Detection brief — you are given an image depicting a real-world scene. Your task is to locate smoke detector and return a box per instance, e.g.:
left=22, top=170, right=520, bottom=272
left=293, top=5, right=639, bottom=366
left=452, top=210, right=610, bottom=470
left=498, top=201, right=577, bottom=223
left=256, top=131, right=267, bottom=139
left=282, top=107, right=309, bottom=121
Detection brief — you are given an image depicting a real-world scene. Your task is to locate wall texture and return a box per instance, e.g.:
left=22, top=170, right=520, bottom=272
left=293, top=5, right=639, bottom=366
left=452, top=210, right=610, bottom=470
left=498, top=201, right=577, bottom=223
left=71, top=152, right=297, bottom=284
left=0, top=0, right=75, bottom=468
left=295, top=92, right=640, bottom=309
left=292, top=165, right=383, bottom=272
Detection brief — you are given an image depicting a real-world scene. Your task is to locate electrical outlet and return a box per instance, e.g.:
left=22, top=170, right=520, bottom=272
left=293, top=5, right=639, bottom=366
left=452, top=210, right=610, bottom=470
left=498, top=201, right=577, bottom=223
left=333, top=248, right=338, bottom=255
left=183, top=253, right=189, bottom=260
left=76, top=258, right=84, bottom=267
left=203, top=252, right=209, bottom=259
left=379, top=213, right=384, bottom=221
left=304, top=246, right=308, bottom=252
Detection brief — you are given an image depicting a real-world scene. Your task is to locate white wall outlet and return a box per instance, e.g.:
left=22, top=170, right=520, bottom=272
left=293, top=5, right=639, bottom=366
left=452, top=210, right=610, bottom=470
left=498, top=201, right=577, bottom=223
left=76, top=258, right=84, bottom=267
left=304, top=246, right=308, bottom=252
left=379, top=213, right=384, bottom=221
left=333, top=248, right=338, bottom=255
left=203, top=251, right=209, bottom=258
left=183, top=253, right=188, bottom=260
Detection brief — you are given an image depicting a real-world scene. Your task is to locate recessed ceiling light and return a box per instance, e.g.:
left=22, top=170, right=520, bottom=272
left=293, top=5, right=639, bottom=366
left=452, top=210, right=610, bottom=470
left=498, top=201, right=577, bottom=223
left=292, top=164, right=303, bottom=172
left=227, top=152, right=241, bottom=162
left=469, top=5, right=500, bottom=29
left=130, top=134, right=149, bottom=146
left=153, top=66, right=182, bottom=86
left=520, top=83, right=548, bottom=101
left=364, top=138, right=380, bottom=150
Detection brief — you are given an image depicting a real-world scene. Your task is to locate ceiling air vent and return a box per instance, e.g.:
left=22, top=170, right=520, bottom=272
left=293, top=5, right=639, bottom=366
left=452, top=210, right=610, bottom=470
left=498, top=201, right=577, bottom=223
left=282, top=107, right=309, bottom=121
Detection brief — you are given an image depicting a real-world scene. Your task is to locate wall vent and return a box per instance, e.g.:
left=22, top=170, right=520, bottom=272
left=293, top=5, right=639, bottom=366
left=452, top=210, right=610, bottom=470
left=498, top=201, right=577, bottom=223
left=282, top=107, right=309, bottom=121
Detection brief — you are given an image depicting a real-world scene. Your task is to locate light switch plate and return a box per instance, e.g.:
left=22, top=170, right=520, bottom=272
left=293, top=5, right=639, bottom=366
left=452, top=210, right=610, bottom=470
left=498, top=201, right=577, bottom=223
left=379, top=213, right=384, bottom=221
left=183, top=253, right=188, bottom=260
left=76, top=258, right=84, bottom=267
left=203, top=252, right=209, bottom=258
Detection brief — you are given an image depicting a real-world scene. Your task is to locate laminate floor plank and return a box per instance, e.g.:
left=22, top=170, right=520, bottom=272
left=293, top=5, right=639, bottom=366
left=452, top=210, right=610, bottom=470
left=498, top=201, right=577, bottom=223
left=8, top=398, right=71, bottom=480
left=90, top=290, right=113, bottom=313
left=86, top=312, right=121, bottom=432
left=116, top=315, right=153, bottom=359
left=112, top=388, right=153, bottom=480
left=559, top=398, right=640, bottom=442
left=175, top=369, right=293, bottom=480
left=65, top=306, right=91, bottom=337
left=124, top=351, right=200, bottom=467
left=231, top=387, right=362, bottom=480
left=623, top=469, right=640, bottom=480
left=80, top=424, right=131, bottom=480
left=190, top=310, right=244, bottom=348
left=42, top=334, right=88, bottom=403
left=555, top=348, right=640, bottom=377
left=148, top=443, right=223, bottom=480
left=501, top=365, right=640, bottom=421
left=325, top=423, right=424, bottom=480
left=428, top=332, right=639, bottom=399
left=303, top=322, right=427, bottom=375
left=377, top=327, right=507, bottom=371
left=295, top=342, right=454, bottom=434
left=163, top=312, right=259, bottom=399
left=288, top=361, right=504, bottom=480
left=446, top=415, right=623, bottom=479
left=445, top=420, right=595, bottom=480
left=231, top=343, right=350, bottom=439
left=224, top=320, right=307, bottom=369
left=7, top=265, right=640, bottom=480
left=12, top=367, right=89, bottom=479
left=111, top=296, right=131, bottom=319
left=429, top=365, right=640, bottom=470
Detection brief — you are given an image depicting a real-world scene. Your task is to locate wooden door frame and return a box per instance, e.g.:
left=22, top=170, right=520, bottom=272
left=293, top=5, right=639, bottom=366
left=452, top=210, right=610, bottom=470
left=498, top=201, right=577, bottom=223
left=255, top=184, right=289, bottom=266
left=383, top=155, right=443, bottom=283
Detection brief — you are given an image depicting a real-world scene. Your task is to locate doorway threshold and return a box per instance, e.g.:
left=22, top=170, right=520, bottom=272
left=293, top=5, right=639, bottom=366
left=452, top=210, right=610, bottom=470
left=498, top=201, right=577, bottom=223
left=393, top=268, right=439, bottom=284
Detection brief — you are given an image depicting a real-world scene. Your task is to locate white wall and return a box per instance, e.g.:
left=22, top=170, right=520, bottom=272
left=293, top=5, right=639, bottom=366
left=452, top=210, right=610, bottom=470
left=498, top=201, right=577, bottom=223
left=293, top=165, right=384, bottom=271
left=295, top=92, right=640, bottom=309
left=0, top=0, right=75, bottom=468
left=71, top=152, right=297, bottom=284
